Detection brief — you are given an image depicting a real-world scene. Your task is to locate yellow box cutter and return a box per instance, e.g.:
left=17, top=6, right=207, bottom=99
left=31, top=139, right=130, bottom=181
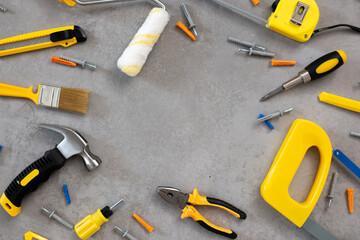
left=209, top=0, right=360, bottom=42
left=157, top=187, right=246, bottom=239
left=261, top=119, right=338, bottom=240
left=0, top=25, right=87, bottom=57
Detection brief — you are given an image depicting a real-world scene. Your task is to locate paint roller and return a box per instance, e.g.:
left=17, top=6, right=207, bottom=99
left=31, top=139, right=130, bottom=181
left=59, top=0, right=170, bottom=77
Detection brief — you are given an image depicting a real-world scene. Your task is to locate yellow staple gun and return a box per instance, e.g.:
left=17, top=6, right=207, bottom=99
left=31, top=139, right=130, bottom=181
left=210, top=0, right=360, bottom=42
left=0, top=25, right=87, bottom=57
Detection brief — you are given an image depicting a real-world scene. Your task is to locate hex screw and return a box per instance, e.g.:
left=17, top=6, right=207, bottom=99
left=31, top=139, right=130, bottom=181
left=59, top=55, right=96, bottom=70
left=41, top=206, right=74, bottom=229
left=239, top=48, right=275, bottom=57
left=350, top=131, right=360, bottom=138
left=114, top=226, right=138, bottom=240
left=228, top=37, right=265, bottom=51
left=257, top=107, right=293, bottom=122
left=327, top=172, right=338, bottom=207
left=0, top=5, right=7, bottom=12
left=181, top=3, right=198, bottom=38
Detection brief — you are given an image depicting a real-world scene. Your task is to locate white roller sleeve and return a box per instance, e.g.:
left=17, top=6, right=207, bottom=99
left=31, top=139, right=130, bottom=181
left=117, top=8, right=170, bottom=77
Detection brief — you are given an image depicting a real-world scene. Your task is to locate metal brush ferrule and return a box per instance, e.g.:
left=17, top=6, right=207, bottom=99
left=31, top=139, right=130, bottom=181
left=38, top=85, right=61, bottom=108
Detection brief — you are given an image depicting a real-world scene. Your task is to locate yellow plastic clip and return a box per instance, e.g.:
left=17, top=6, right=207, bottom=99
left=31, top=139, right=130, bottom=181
left=261, top=119, right=332, bottom=227
left=24, top=231, right=49, bottom=240
left=58, top=0, right=76, bottom=7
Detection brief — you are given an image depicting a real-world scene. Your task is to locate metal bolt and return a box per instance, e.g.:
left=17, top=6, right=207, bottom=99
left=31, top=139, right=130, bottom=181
left=41, top=206, right=74, bottom=229
left=257, top=107, right=293, bottom=122
left=327, top=172, right=338, bottom=207
left=59, top=55, right=96, bottom=70
left=0, top=5, right=7, bottom=12
left=228, top=37, right=265, bottom=51
left=181, top=3, right=198, bottom=38
left=110, top=198, right=123, bottom=210
left=114, top=226, right=138, bottom=240
left=239, top=48, right=275, bottom=57
left=350, top=131, right=360, bottom=138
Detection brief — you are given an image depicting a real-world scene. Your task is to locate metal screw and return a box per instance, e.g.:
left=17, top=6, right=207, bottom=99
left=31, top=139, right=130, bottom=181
left=110, top=198, right=123, bottom=210
left=59, top=55, right=96, bottom=70
left=239, top=48, right=275, bottom=57
left=327, top=172, right=338, bottom=207
left=0, top=5, right=7, bottom=12
left=257, top=107, right=293, bottom=122
left=181, top=3, right=198, bottom=38
left=350, top=131, right=360, bottom=138
left=115, top=226, right=138, bottom=240
left=228, top=37, right=265, bottom=51
left=41, top=206, right=74, bottom=229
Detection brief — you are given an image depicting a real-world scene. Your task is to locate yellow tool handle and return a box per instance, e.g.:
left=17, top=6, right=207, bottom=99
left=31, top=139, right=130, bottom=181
left=24, top=231, right=49, bottom=240
left=319, top=92, right=360, bottom=113
left=181, top=205, right=237, bottom=239
left=304, top=50, right=347, bottom=81
left=188, top=188, right=246, bottom=219
left=0, top=26, right=75, bottom=45
left=75, top=209, right=108, bottom=240
left=0, top=83, right=40, bottom=104
left=58, top=0, right=76, bottom=6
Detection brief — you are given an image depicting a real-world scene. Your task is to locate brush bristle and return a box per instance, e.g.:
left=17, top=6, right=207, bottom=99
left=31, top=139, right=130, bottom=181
left=58, top=88, right=89, bottom=114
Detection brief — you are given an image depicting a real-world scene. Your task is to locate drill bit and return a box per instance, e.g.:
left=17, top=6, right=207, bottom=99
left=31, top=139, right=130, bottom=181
left=327, top=172, right=338, bottom=207
left=260, top=50, right=347, bottom=101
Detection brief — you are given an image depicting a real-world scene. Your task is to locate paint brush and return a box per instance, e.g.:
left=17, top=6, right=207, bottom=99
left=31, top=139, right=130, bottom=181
left=0, top=83, right=89, bottom=114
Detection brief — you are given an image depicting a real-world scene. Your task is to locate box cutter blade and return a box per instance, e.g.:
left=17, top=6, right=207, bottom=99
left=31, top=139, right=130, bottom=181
left=157, top=186, right=246, bottom=239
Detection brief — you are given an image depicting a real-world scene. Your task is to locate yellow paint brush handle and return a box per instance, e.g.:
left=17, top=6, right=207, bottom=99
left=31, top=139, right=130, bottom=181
left=319, top=92, right=360, bottom=113
left=0, top=83, right=40, bottom=104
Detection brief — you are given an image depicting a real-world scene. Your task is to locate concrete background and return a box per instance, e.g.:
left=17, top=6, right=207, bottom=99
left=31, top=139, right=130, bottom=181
left=0, top=0, right=359, bottom=239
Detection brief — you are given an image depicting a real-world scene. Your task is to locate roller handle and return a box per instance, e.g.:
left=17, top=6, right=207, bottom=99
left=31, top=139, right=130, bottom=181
left=305, top=50, right=346, bottom=81
left=207, top=197, right=247, bottom=219
left=1, top=148, right=66, bottom=216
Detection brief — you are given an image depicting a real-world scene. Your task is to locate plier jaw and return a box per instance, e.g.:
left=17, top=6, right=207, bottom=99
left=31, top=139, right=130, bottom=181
left=157, top=186, right=246, bottom=239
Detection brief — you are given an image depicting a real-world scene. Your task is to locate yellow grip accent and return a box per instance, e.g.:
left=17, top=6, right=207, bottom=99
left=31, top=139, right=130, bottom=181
left=316, top=59, right=339, bottom=74
left=24, top=231, right=48, bottom=240
left=0, top=193, right=21, bottom=217
left=58, top=0, right=76, bottom=6
left=181, top=205, right=233, bottom=235
left=319, top=92, right=360, bottom=113
left=20, top=169, right=39, bottom=186
left=188, top=189, right=240, bottom=218
left=0, top=83, right=40, bottom=105
left=75, top=209, right=108, bottom=240
left=261, top=119, right=332, bottom=227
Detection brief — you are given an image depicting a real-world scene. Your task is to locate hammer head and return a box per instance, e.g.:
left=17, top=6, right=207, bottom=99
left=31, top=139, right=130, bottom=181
left=39, top=124, right=102, bottom=171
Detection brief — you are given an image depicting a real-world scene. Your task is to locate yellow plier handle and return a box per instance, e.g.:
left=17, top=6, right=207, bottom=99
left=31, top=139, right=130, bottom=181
left=188, top=188, right=247, bottom=219
left=0, top=25, right=87, bottom=57
left=181, top=205, right=237, bottom=239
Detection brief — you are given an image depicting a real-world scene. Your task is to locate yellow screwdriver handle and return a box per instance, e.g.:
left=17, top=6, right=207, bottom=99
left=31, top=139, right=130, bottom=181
left=0, top=83, right=40, bottom=104
left=75, top=209, right=108, bottom=240
left=305, top=50, right=347, bottom=81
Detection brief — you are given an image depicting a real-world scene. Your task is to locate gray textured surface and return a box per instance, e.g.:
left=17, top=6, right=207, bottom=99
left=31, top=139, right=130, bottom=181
left=0, top=0, right=359, bottom=239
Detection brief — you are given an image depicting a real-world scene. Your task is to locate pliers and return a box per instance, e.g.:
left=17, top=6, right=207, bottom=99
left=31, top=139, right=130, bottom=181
left=157, top=186, right=246, bottom=239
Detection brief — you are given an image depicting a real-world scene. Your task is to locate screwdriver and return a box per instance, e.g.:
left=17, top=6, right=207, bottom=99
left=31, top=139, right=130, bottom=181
left=74, top=198, right=123, bottom=239
left=260, top=50, right=347, bottom=101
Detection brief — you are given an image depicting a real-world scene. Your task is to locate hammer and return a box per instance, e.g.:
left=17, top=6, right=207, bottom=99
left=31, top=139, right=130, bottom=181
left=0, top=124, right=102, bottom=217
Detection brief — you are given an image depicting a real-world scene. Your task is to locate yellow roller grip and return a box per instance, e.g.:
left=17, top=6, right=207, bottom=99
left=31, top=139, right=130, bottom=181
left=319, top=92, right=360, bottom=113
left=181, top=205, right=233, bottom=235
left=0, top=193, right=21, bottom=217
left=188, top=189, right=240, bottom=218
left=75, top=209, right=108, bottom=240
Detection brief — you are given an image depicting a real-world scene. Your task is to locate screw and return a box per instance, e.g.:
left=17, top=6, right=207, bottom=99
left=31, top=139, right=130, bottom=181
left=181, top=3, right=198, bottom=38
left=41, top=206, right=74, bottom=229
left=327, top=172, right=338, bottom=207
left=228, top=37, right=265, bottom=51
left=239, top=48, right=275, bottom=57
left=114, top=226, right=138, bottom=240
left=59, top=55, right=96, bottom=70
left=259, top=113, right=274, bottom=130
left=0, top=5, right=7, bottom=12
left=257, top=107, right=293, bottom=122
left=350, top=131, right=360, bottom=138
left=110, top=198, right=123, bottom=210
